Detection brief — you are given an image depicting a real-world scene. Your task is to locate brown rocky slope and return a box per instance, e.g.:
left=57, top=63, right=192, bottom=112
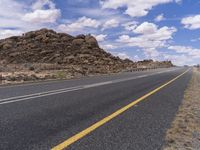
left=0, top=28, right=134, bottom=69
left=0, top=28, right=173, bottom=84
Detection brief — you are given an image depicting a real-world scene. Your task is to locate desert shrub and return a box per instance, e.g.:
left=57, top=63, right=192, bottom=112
left=55, top=71, right=66, bottom=79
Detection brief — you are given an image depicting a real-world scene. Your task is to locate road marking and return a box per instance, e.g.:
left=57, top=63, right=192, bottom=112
left=0, top=71, right=152, bottom=89
left=0, top=87, right=83, bottom=105
left=0, top=81, right=112, bottom=105
left=51, top=68, right=190, bottom=150
left=0, top=68, right=178, bottom=105
left=0, top=68, right=178, bottom=89
left=0, top=69, right=178, bottom=105
left=0, top=86, right=83, bottom=102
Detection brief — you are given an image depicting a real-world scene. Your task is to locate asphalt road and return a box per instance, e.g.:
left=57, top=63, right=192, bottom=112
left=0, top=67, right=191, bottom=150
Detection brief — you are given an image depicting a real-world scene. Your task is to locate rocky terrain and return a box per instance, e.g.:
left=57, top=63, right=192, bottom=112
left=0, top=28, right=173, bottom=84
left=137, top=59, right=173, bottom=69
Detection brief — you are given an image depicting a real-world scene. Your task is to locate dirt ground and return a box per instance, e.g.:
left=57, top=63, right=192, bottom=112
left=163, top=68, right=200, bottom=150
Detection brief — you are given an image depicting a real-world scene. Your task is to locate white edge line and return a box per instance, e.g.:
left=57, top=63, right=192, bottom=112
left=0, top=68, right=179, bottom=105
left=0, top=68, right=177, bottom=89
left=0, top=86, right=83, bottom=102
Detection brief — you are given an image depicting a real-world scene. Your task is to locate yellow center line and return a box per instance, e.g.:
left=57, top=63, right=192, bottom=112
left=51, top=69, right=190, bottom=150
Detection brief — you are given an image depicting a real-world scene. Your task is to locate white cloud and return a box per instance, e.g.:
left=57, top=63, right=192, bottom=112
left=0, top=0, right=27, bottom=29
left=163, top=54, right=193, bottom=66
left=93, top=34, right=107, bottom=42
left=58, top=16, right=100, bottom=33
left=0, top=0, right=25, bottom=18
left=133, top=22, right=157, bottom=34
left=32, top=0, right=56, bottom=10
left=0, top=0, right=61, bottom=38
left=168, top=45, right=200, bottom=58
left=144, top=48, right=160, bottom=58
left=133, top=55, right=141, bottom=61
left=102, top=19, right=119, bottom=30
left=181, top=14, right=200, bottom=30
left=101, top=44, right=117, bottom=50
left=100, top=0, right=175, bottom=17
left=122, top=21, right=138, bottom=31
left=117, top=22, right=176, bottom=49
left=22, top=0, right=60, bottom=24
left=114, top=52, right=130, bottom=60
left=117, top=22, right=176, bottom=59
left=22, top=9, right=60, bottom=23
left=0, top=29, right=23, bottom=39
left=155, top=14, right=165, bottom=22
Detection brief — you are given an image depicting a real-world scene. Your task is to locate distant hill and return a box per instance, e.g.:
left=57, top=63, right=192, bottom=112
left=137, top=59, right=173, bottom=68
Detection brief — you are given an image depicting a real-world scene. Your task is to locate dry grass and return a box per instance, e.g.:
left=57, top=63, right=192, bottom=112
left=163, top=68, right=200, bottom=150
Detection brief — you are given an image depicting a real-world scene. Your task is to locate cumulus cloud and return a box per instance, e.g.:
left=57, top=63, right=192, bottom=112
left=100, top=0, right=175, bottom=17
left=22, top=0, right=60, bottom=24
left=0, top=0, right=61, bottom=39
left=112, top=52, right=141, bottom=61
left=0, top=0, right=25, bottom=18
left=22, top=9, right=60, bottom=23
left=93, top=34, right=107, bottom=42
left=101, top=44, right=117, bottom=50
left=117, top=22, right=177, bottom=58
left=58, top=16, right=100, bottom=33
left=133, top=22, right=158, bottom=34
left=0, top=0, right=26, bottom=29
left=102, top=19, right=119, bottom=30
left=122, top=21, right=138, bottom=32
left=0, top=29, right=23, bottom=39
left=144, top=48, right=161, bottom=58
left=32, top=0, right=56, bottom=10
left=117, top=22, right=176, bottom=49
left=163, top=54, right=193, bottom=66
left=114, top=52, right=130, bottom=60
left=133, top=55, right=141, bottom=61
left=168, top=45, right=200, bottom=58
left=181, top=14, right=200, bottom=30
left=154, top=14, right=165, bottom=22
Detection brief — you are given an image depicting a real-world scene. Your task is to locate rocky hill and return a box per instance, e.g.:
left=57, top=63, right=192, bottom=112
left=0, top=29, right=136, bottom=83
left=0, top=28, right=173, bottom=84
left=0, top=28, right=134, bottom=67
left=137, top=59, right=173, bottom=68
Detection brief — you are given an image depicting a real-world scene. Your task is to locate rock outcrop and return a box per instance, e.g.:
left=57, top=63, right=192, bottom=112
left=137, top=59, right=173, bottom=68
left=0, top=29, right=134, bottom=70
left=0, top=28, right=173, bottom=84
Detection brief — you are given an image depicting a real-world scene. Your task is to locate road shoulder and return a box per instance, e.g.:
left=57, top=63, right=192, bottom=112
left=163, top=68, right=200, bottom=150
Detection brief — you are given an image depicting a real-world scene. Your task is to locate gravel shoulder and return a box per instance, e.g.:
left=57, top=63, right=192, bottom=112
left=163, top=68, right=200, bottom=150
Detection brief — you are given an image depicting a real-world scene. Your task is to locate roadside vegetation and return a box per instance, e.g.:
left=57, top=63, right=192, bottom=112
left=163, top=67, right=200, bottom=150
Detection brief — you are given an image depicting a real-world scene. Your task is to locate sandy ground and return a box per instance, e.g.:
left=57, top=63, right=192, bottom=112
left=163, top=68, right=200, bottom=150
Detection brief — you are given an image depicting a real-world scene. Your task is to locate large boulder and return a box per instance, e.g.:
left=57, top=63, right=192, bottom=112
left=72, top=39, right=84, bottom=46
left=85, top=35, right=99, bottom=48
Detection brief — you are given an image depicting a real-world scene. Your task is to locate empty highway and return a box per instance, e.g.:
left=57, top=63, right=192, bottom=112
left=0, top=67, right=191, bottom=150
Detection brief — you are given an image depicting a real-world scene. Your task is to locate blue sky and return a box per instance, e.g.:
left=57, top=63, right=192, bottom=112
left=0, top=0, right=200, bottom=65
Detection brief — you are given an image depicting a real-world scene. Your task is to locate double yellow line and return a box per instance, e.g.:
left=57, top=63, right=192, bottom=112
left=52, top=69, right=190, bottom=150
